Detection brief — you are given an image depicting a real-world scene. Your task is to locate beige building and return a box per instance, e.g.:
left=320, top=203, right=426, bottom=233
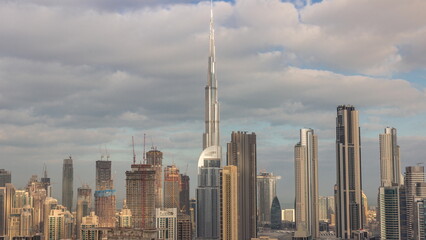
left=81, top=211, right=99, bottom=240
left=156, top=208, right=177, bottom=240
left=220, top=165, right=238, bottom=240
left=119, top=200, right=132, bottom=228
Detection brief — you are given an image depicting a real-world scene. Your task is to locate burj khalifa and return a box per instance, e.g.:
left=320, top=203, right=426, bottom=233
left=196, top=1, right=221, bottom=239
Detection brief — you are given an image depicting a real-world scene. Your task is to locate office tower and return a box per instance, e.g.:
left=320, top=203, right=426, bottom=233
left=196, top=2, right=221, bottom=239
left=335, top=105, right=363, bottom=239
left=270, top=196, right=282, bottom=230
left=257, top=171, right=281, bottom=226
left=405, top=166, right=425, bottom=239
left=0, top=183, right=15, bottom=236
left=47, top=206, right=74, bottom=240
left=378, top=186, right=401, bottom=239
left=164, top=165, right=181, bottom=209
left=43, top=197, right=58, bottom=239
left=95, top=159, right=116, bottom=228
left=76, top=184, right=92, bottom=239
left=62, top=157, right=73, bottom=212
left=118, top=200, right=132, bottom=228
left=227, top=131, right=257, bottom=240
left=41, top=165, right=51, bottom=197
left=177, top=212, right=192, bottom=240
left=190, top=199, right=197, bottom=234
left=81, top=212, right=99, bottom=240
left=156, top=208, right=177, bottom=240
left=0, top=169, right=11, bottom=187
left=380, top=127, right=401, bottom=186
left=27, top=178, right=48, bottom=234
left=413, top=197, right=425, bottom=240
left=220, top=165, right=238, bottom=240
left=227, top=132, right=257, bottom=239
left=180, top=174, right=190, bottom=214
left=294, top=128, right=319, bottom=239
left=146, top=148, right=164, bottom=208
left=126, top=164, right=156, bottom=229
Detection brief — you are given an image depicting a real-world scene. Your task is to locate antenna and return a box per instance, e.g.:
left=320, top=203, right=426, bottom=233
left=132, top=136, right=136, bottom=164
left=43, top=163, right=48, bottom=178
left=105, top=145, right=110, bottom=161
left=143, top=133, right=146, bottom=164
left=185, top=163, right=189, bottom=175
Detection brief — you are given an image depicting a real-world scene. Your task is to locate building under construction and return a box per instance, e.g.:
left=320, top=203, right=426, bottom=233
left=164, top=165, right=181, bottom=209
left=125, top=164, right=156, bottom=229
left=95, top=159, right=116, bottom=228
left=146, top=148, right=163, bottom=209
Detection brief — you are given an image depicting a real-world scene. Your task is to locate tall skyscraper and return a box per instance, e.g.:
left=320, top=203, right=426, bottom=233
left=164, top=165, right=181, bottom=209
left=62, top=157, right=73, bottom=212
left=126, top=164, right=156, bottom=229
left=180, top=174, right=190, bottom=214
left=41, top=165, right=51, bottom=197
left=380, top=127, right=401, bottom=186
left=405, top=166, right=425, bottom=239
left=227, top=131, right=257, bottom=240
left=0, top=183, right=15, bottom=236
left=0, top=169, right=11, bottom=187
left=220, top=165, right=238, bottom=240
left=257, top=171, right=280, bottom=226
left=95, top=159, right=116, bottom=228
left=76, top=184, right=92, bottom=239
left=378, top=186, right=401, bottom=239
left=196, top=2, right=221, bottom=239
left=294, top=128, right=319, bottom=239
left=146, top=148, right=163, bottom=208
left=413, top=194, right=425, bottom=240
left=335, top=105, right=363, bottom=239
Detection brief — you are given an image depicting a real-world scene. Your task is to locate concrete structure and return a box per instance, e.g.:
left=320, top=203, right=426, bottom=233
left=95, top=159, right=116, bottom=228
left=126, top=164, right=156, bottom=229
left=227, top=131, right=257, bottom=240
left=156, top=208, right=177, bottom=240
left=294, top=128, right=319, bottom=239
left=62, top=157, right=73, bottom=212
left=164, top=165, right=181, bottom=209
left=146, top=148, right=164, bottom=209
left=380, top=127, right=401, bottom=186
left=81, top=211, right=99, bottom=240
left=405, top=166, right=425, bottom=239
left=76, top=184, right=92, bottom=239
left=196, top=3, right=222, bottom=239
left=177, top=212, right=192, bottom=240
left=257, top=172, right=280, bottom=226
left=0, top=169, right=11, bottom=187
left=220, top=165, right=238, bottom=240
left=180, top=174, right=190, bottom=214
left=334, top=105, right=363, bottom=239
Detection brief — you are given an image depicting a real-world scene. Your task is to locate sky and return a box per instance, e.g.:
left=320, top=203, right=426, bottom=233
left=1, top=0, right=426, bottom=208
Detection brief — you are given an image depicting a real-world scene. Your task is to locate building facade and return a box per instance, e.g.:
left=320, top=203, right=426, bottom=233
left=257, top=172, right=280, bottom=226
left=62, top=157, right=73, bottom=212
left=76, top=184, right=92, bottom=239
left=405, top=166, right=425, bottom=239
left=0, top=169, right=11, bottom=187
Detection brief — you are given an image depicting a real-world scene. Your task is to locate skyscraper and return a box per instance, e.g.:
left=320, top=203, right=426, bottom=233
left=196, top=2, right=221, bottom=239
left=62, top=157, right=73, bottom=212
left=0, top=183, right=15, bottom=236
left=126, top=164, right=156, bottom=229
left=95, top=159, right=116, bottom=228
left=405, top=166, right=425, bottom=239
left=76, top=184, right=92, bottom=239
left=146, top=148, right=163, bottom=209
left=41, top=165, right=51, bottom=197
left=257, top=171, right=280, bottom=226
left=227, top=131, right=257, bottom=240
left=164, top=165, right=181, bottom=209
left=380, top=127, right=401, bottom=186
left=335, top=105, right=363, bottom=239
left=378, top=186, right=401, bottom=239
left=180, top=174, right=190, bottom=214
left=270, top=196, right=282, bottom=230
left=0, top=169, right=11, bottom=187
left=220, top=165, right=238, bottom=240
left=294, top=128, right=319, bottom=239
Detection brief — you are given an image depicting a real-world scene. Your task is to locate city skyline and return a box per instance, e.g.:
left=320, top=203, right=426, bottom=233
left=2, top=0, right=426, bottom=209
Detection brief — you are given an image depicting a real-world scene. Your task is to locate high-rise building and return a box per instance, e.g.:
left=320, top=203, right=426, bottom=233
left=227, top=131, right=257, bottom=240
left=335, top=105, right=363, bottom=239
left=43, top=197, right=58, bottom=240
left=180, top=174, right=190, bottom=215
left=118, top=200, right=132, bottom=228
left=294, top=128, right=319, bottom=239
left=47, top=206, right=74, bottom=240
left=270, top=197, right=282, bottom=230
left=156, top=208, right=177, bottom=240
left=379, top=127, right=401, bottom=186
left=0, top=183, right=15, bottom=236
left=405, top=166, right=425, bottom=239
left=378, top=186, right=401, bottom=239
left=41, top=165, right=51, bottom=197
left=220, top=165, right=238, bottom=240
left=95, top=159, right=116, bottom=228
left=413, top=196, right=425, bottom=240
left=81, top=211, right=99, bottom=240
left=196, top=2, right=221, bottom=239
left=62, top=157, right=73, bottom=212
left=126, top=164, right=156, bottom=229
left=0, top=169, right=11, bottom=187
left=76, top=184, right=92, bottom=239
left=146, top=148, right=163, bottom=209
left=257, top=172, right=281, bottom=226
left=164, top=165, right=181, bottom=209
left=177, top=212, right=192, bottom=240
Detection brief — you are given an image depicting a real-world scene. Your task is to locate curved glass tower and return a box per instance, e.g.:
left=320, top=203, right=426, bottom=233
left=196, top=1, right=221, bottom=239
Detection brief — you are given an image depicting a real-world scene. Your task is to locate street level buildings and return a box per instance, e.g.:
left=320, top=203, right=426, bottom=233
left=334, top=105, right=364, bottom=239
left=220, top=165, right=238, bottom=240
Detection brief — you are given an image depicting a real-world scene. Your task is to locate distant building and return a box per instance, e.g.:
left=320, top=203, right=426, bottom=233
left=405, top=166, right=425, bottom=239
left=156, top=208, right=177, bottom=240
left=257, top=171, right=280, bottom=226
left=179, top=174, right=190, bottom=214
left=76, top=184, right=92, bottom=239
left=119, top=200, right=132, bottom=228
left=164, top=165, right=181, bottom=209
left=62, top=157, right=73, bottom=212
left=47, top=206, right=74, bottom=240
left=177, top=212, right=192, bottom=240
left=413, top=196, right=425, bottom=240
left=220, top=165, right=238, bottom=240
left=81, top=211, right=99, bottom=240
left=282, top=209, right=295, bottom=222
left=146, top=148, right=164, bottom=209
left=0, top=183, right=15, bottom=236
left=0, top=169, right=11, bottom=187
left=270, top=197, right=282, bottom=230
left=95, top=159, right=116, bottom=228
